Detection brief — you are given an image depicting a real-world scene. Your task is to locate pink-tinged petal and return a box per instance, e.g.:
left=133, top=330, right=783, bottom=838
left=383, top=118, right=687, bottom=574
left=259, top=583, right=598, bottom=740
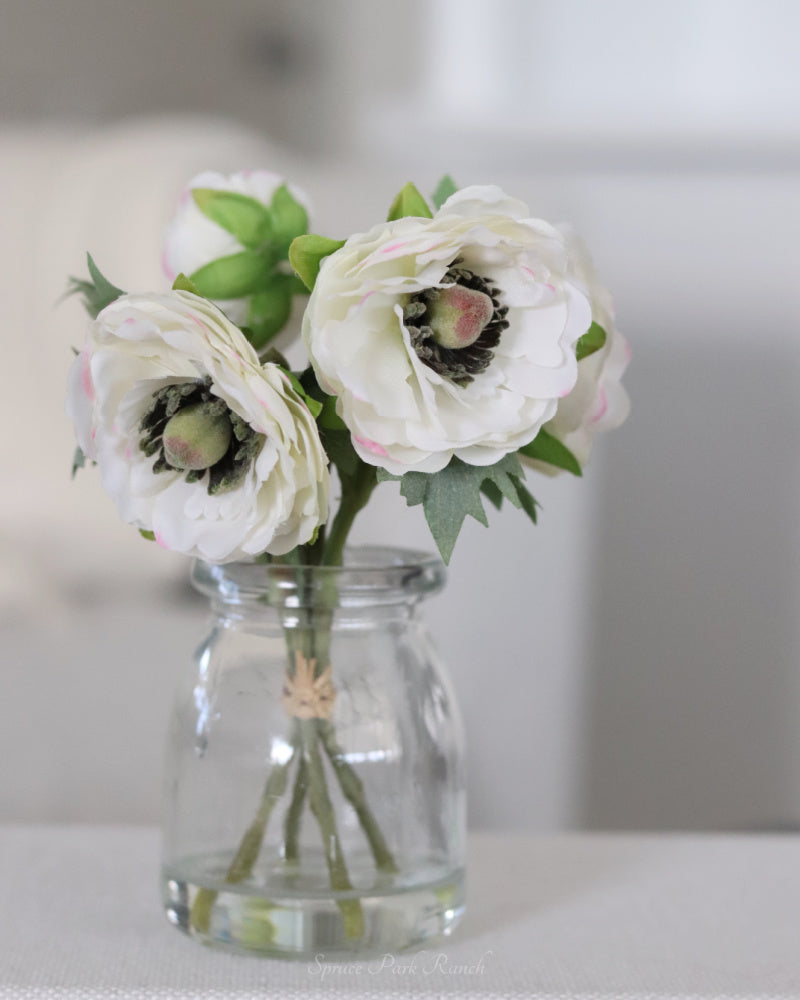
left=80, top=350, right=95, bottom=402
left=381, top=240, right=410, bottom=255
left=354, top=435, right=389, bottom=458
left=590, top=387, right=608, bottom=423
left=154, top=530, right=171, bottom=550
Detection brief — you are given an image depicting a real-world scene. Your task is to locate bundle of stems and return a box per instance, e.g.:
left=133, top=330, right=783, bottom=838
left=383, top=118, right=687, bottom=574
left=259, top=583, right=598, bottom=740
left=189, top=465, right=395, bottom=940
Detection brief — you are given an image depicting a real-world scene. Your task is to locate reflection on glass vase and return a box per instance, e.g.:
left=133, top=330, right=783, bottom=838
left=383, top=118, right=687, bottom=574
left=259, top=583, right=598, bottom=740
left=161, top=546, right=466, bottom=959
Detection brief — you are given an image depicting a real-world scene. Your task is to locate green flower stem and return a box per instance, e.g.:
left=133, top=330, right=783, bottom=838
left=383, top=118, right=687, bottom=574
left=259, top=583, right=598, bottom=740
left=283, top=754, right=309, bottom=863
left=323, top=463, right=379, bottom=567
left=302, top=719, right=365, bottom=939
left=190, top=745, right=295, bottom=935
left=319, top=719, right=399, bottom=874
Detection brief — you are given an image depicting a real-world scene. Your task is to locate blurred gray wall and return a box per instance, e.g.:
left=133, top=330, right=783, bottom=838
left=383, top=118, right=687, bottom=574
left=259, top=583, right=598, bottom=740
left=3, top=0, right=800, bottom=832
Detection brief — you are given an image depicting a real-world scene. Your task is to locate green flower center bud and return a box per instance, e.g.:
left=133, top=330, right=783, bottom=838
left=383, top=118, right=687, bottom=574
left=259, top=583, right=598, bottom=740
left=427, top=285, right=495, bottom=350
left=162, top=402, right=233, bottom=471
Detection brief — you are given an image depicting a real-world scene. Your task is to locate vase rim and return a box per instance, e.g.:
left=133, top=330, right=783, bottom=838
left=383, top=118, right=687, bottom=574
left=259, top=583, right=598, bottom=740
left=191, top=545, right=446, bottom=608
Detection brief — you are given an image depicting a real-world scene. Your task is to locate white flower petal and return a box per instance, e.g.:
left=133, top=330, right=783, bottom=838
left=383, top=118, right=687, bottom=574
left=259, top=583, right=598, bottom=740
left=303, top=184, right=594, bottom=473
left=66, top=291, right=329, bottom=561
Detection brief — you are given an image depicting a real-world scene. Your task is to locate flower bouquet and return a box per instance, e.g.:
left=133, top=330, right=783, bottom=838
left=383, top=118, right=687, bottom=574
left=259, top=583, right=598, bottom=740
left=66, top=171, right=629, bottom=958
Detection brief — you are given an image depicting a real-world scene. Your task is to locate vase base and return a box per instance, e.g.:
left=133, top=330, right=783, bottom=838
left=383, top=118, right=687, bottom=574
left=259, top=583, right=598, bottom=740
left=161, top=863, right=465, bottom=960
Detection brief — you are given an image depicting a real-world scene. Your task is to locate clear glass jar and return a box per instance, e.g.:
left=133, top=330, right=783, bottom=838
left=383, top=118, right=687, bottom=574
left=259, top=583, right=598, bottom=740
left=161, top=546, right=466, bottom=959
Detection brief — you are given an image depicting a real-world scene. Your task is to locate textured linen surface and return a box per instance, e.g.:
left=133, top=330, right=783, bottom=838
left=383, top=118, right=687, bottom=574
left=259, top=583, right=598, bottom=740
left=0, top=826, right=798, bottom=999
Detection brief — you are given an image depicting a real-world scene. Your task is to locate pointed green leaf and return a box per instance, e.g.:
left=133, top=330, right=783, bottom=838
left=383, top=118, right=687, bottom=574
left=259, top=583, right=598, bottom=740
left=576, top=321, right=607, bottom=362
left=398, top=471, right=429, bottom=508
left=86, top=254, right=124, bottom=305
left=192, top=188, right=273, bottom=248
left=387, top=182, right=433, bottom=222
left=519, top=428, right=582, bottom=477
left=71, top=446, right=86, bottom=479
left=260, top=345, right=290, bottom=369
left=172, top=272, right=202, bottom=295
left=189, top=251, right=271, bottom=300
left=269, top=184, right=309, bottom=254
left=139, top=529, right=156, bottom=542
left=246, top=274, right=295, bottom=350
left=318, top=395, right=347, bottom=431
left=419, top=461, right=489, bottom=563
left=509, top=474, right=539, bottom=524
left=66, top=254, right=125, bottom=318
left=432, top=175, right=458, bottom=210
left=320, top=425, right=360, bottom=481
left=289, top=234, right=346, bottom=291
left=480, top=479, right=504, bottom=510
left=387, top=454, right=528, bottom=563
left=280, top=369, right=323, bottom=419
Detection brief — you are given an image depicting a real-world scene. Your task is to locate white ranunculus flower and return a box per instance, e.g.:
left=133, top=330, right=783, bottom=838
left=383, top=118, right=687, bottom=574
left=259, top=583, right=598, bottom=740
left=302, top=185, right=593, bottom=475
left=66, top=291, right=329, bottom=562
left=527, top=227, right=631, bottom=474
left=162, top=169, right=310, bottom=326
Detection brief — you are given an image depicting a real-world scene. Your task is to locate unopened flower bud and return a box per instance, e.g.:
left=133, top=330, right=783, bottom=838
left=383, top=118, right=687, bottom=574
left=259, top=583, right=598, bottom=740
left=162, top=402, right=232, bottom=471
left=428, top=285, right=494, bottom=350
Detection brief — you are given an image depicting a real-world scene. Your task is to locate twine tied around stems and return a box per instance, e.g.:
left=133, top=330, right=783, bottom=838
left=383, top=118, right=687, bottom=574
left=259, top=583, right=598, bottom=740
left=281, top=652, right=336, bottom=719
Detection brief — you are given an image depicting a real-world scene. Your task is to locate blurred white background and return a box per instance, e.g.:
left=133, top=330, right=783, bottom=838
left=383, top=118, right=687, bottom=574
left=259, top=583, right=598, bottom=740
left=2, top=0, right=799, bottom=833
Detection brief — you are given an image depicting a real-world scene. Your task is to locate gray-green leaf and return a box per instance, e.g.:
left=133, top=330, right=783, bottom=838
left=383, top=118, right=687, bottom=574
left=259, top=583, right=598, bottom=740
left=389, top=454, right=537, bottom=563
left=66, top=254, right=125, bottom=319
left=71, top=446, right=86, bottom=479
left=432, top=175, right=458, bottom=210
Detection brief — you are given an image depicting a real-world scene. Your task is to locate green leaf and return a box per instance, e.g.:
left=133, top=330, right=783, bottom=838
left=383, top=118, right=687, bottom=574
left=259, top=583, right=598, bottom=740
left=389, top=454, right=533, bottom=563
left=269, top=184, right=309, bottom=254
left=509, top=474, right=539, bottom=524
left=318, top=394, right=347, bottom=431
left=289, top=235, right=346, bottom=291
left=172, top=272, right=202, bottom=295
left=320, top=425, right=360, bottom=481
left=192, top=188, right=273, bottom=248
left=189, top=251, right=271, bottom=299
left=246, top=273, right=295, bottom=350
left=432, top=175, right=458, bottom=210
left=260, top=345, right=290, bottom=369
left=139, top=529, right=156, bottom=542
left=576, top=321, right=607, bottom=362
left=280, top=369, right=323, bottom=419
left=387, top=182, right=433, bottom=222
left=480, top=479, right=504, bottom=510
left=519, top=428, right=582, bottom=477
left=71, top=446, right=86, bottom=479
left=66, top=254, right=125, bottom=318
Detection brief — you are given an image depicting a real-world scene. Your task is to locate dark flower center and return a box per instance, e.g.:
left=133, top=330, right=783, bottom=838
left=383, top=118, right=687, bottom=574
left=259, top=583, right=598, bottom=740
left=138, top=377, right=263, bottom=495
left=403, top=261, right=509, bottom=387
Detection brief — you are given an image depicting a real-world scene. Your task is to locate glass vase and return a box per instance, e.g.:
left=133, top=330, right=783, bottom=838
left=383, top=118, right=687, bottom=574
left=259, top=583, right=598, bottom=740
left=161, top=546, right=466, bottom=959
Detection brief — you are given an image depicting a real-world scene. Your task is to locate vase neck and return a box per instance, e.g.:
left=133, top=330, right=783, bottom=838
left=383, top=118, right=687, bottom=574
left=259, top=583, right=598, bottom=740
left=191, top=546, right=446, bottom=612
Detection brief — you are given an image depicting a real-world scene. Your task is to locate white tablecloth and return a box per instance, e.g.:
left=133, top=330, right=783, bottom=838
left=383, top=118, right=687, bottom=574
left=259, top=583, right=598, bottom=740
left=1, top=826, right=799, bottom=999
